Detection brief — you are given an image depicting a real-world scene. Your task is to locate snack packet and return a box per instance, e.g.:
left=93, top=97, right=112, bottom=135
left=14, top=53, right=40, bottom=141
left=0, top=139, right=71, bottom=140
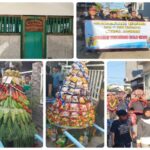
left=70, top=103, right=79, bottom=111
left=72, top=96, right=79, bottom=103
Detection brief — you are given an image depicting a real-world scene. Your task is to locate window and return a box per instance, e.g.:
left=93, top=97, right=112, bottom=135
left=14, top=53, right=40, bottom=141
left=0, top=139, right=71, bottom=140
left=46, top=16, right=73, bottom=34
left=138, top=3, right=144, bottom=10
left=0, top=16, right=21, bottom=33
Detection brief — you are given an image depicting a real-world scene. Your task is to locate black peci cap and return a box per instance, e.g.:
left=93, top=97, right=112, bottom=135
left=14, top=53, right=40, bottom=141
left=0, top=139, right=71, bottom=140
left=143, top=107, right=150, bottom=114
left=116, top=109, right=127, bottom=116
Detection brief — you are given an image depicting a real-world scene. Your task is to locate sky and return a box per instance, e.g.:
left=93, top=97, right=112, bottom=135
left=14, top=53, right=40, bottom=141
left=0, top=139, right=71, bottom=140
left=107, top=61, right=125, bottom=85
left=101, top=2, right=126, bottom=10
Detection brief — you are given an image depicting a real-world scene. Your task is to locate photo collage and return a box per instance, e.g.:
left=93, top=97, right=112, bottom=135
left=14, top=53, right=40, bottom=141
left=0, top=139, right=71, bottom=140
left=0, top=1, right=149, bottom=149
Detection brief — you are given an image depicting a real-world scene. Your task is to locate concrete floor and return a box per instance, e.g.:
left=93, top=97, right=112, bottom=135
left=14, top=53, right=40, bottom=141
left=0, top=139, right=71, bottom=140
left=77, top=40, right=150, bottom=59
left=88, top=135, right=104, bottom=147
left=47, top=134, right=104, bottom=148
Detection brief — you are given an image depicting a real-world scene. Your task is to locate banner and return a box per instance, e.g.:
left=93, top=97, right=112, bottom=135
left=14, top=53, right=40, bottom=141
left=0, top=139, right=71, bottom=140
left=85, top=20, right=150, bottom=49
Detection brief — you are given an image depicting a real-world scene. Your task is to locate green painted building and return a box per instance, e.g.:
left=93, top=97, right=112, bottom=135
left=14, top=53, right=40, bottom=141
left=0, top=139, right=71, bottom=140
left=0, top=3, right=73, bottom=59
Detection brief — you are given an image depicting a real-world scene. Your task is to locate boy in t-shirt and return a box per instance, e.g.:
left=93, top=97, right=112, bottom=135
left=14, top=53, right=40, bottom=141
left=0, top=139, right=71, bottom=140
left=110, top=109, right=133, bottom=147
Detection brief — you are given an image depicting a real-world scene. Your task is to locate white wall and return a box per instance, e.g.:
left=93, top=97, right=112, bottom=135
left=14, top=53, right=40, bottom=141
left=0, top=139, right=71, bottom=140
left=142, top=62, right=150, bottom=73
left=47, top=35, right=73, bottom=58
left=0, top=3, right=73, bottom=16
left=0, top=35, right=20, bottom=58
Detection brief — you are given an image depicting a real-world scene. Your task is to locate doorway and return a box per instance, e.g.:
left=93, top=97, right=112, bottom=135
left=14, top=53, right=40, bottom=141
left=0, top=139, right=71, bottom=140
left=22, top=16, right=46, bottom=58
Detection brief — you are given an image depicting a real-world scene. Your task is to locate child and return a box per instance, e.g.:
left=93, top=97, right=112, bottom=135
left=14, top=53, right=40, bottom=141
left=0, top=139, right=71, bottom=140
left=23, top=75, right=32, bottom=99
left=128, top=108, right=137, bottom=139
left=137, top=107, right=150, bottom=148
left=110, top=109, right=133, bottom=147
left=23, top=75, right=31, bottom=92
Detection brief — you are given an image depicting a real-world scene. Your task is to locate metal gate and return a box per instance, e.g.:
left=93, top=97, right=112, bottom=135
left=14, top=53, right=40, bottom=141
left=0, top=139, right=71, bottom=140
left=46, top=16, right=73, bottom=35
left=88, top=69, right=104, bottom=101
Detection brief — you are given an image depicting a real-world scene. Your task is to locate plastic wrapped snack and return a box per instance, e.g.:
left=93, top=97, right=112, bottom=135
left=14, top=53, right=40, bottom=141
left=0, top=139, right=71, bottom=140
left=52, top=115, right=60, bottom=124
left=81, top=78, right=87, bottom=84
left=62, top=86, right=68, bottom=92
left=65, top=76, right=71, bottom=81
left=70, top=76, right=79, bottom=83
left=61, top=93, right=67, bottom=100
left=70, top=103, right=79, bottom=111
left=65, top=94, right=72, bottom=102
left=79, top=97, right=86, bottom=104
left=70, top=112, right=79, bottom=118
left=82, top=112, right=88, bottom=118
left=74, top=88, right=80, bottom=95
left=70, top=118, right=80, bottom=127
left=69, top=82, right=76, bottom=88
left=76, top=81, right=83, bottom=88
left=72, top=96, right=79, bottom=103
left=53, top=108, right=60, bottom=114
left=63, top=103, right=70, bottom=110
left=83, top=84, right=88, bottom=89
left=70, top=69, right=79, bottom=76
left=86, top=102, right=92, bottom=110
left=80, top=104, right=88, bottom=111
left=53, top=99, right=62, bottom=108
left=77, top=71, right=83, bottom=77
left=72, top=63, right=80, bottom=70
left=80, top=89, right=88, bottom=96
left=60, top=117, right=70, bottom=126
left=64, top=80, right=70, bottom=86
left=60, top=111, right=70, bottom=117
left=68, top=88, right=75, bottom=95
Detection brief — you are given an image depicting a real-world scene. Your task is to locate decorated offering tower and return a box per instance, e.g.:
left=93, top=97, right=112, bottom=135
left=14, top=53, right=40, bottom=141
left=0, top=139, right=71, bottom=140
left=0, top=69, right=36, bottom=147
left=47, top=62, right=95, bottom=128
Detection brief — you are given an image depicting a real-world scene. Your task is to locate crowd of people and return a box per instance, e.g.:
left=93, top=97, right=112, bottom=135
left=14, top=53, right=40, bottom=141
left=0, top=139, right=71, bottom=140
left=107, top=89, right=150, bottom=148
left=46, top=65, right=64, bottom=98
left=82, top=4, right=145, bottom=21
left=77, top=4, right=146, bottom=41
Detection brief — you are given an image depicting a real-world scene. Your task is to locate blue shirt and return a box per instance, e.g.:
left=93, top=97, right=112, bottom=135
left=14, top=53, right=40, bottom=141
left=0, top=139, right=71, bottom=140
left=52, top=72, right=63, bottom=88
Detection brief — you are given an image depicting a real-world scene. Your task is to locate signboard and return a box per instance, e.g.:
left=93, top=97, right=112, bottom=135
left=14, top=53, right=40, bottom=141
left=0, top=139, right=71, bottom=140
left=25, top=19, right=43, bottom=32
left=85, top=20, right=150, bottom=49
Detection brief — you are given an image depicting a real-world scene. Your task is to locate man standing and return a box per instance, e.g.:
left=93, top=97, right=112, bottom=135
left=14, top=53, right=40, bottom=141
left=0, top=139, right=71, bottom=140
left=110, top=11, right=122, bottom=21
left=129, top=11, right=140, bottom=21
left=52, top=65, right=63, bottom=97
left=110, top=110, right=133, bottom=147
left=46, top=65, right=53, bottom=98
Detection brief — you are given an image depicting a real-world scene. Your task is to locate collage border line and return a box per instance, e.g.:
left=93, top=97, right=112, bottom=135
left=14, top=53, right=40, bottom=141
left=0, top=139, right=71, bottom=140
left=0, top=0, right=150, bottom=149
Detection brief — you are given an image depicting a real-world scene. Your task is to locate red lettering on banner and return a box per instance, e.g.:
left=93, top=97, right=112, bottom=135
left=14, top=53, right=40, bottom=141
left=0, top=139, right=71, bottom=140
left=139, top=36, right=147, bottom=39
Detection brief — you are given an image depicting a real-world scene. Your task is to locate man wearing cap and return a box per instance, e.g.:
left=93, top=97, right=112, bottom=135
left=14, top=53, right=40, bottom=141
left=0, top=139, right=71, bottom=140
left=110, top=109, right=133, bottom=147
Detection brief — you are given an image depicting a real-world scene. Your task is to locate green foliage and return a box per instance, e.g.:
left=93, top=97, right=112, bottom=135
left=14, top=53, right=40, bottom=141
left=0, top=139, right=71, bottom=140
left=0, top=98, right=37, bottom=147
left=95, top=3, right=103, bottom=11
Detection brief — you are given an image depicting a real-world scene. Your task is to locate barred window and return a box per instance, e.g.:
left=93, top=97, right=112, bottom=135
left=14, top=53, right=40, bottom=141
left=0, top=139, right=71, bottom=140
left=0, top=16, right=21, bottom=33
left=46, top=16, right=73, bottom=34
